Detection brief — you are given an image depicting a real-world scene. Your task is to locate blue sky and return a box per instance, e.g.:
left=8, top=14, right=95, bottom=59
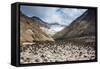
left=20, top=5, right=87, bottom=25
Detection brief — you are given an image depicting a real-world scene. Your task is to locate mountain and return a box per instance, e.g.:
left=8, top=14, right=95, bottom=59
left=39, top=22, right=66, bottom=36
left=31, top=16, right=49, bottom=28
left=48, top=23, right=65, bottom=26
left=53, top=9, right=96, bottom=39
left=20, top=12, right=54, bottom=44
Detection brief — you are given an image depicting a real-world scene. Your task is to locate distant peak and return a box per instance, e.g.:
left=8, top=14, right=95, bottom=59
left=51, top=23, right=60, bottom=25
left=49, top=22, right=65, bottom=26
left=31, top=16, right=41, bottom=20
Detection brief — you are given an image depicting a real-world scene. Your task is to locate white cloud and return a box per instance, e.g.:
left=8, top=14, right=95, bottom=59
left=21, top=6, right=87, bottom=25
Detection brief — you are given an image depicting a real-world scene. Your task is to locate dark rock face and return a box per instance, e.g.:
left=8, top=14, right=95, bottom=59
left=53, top=9, right=96, bottom=39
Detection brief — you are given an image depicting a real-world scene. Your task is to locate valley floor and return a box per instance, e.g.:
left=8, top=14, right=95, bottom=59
left=20, top=40, right=96, bottom=64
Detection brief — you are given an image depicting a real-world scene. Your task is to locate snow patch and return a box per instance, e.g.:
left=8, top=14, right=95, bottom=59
left=40, top=25, right=65, bottom=36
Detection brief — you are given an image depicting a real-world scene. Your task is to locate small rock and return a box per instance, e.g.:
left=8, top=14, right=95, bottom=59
left=35, top=59, right=40, bottom=62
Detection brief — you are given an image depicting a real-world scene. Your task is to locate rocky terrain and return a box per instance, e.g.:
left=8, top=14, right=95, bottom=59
left=20, top=12, right=54, bottom=45
left=53, top=9, right=96, bottom=39
left=20, top=40, right=96, bottom=64
left=20, top=9, right=96, bottom=64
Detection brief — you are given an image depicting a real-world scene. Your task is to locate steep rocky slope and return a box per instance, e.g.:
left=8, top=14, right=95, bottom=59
left=20, top=12, right=54, bottom=45
left=53, top=9, right=96, bottom=39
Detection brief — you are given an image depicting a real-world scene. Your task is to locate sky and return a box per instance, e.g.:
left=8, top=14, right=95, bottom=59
left=20, top=5, right=87, bottom=26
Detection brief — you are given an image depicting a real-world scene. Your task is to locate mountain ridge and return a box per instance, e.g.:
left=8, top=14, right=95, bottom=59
left=20, top=12, right=54, bottom=45
left=53, top=9, right=96, bottom=39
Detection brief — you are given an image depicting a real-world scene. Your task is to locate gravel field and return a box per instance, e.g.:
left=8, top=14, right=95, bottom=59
left=20, top=40, right=96, bottom=64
